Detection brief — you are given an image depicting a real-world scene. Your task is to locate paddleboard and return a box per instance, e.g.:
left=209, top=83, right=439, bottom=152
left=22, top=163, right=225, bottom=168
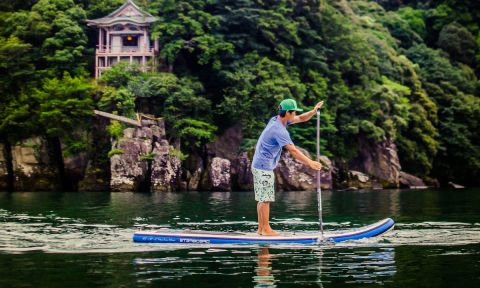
left=133, top=218, right=394, bottom=245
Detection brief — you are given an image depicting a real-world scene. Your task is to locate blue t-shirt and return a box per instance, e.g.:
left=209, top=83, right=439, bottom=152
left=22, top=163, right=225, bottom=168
left=252, top=116, right=294, bottom=171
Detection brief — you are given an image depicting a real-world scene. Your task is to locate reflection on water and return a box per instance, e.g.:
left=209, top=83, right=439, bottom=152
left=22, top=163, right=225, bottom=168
left=0, top=189, right=480, bottom=287
left=127, top=246, right=397, bottom=286
left=251, top=246, right=396, bottom=287
left=254, top=247, right=276, bottom=287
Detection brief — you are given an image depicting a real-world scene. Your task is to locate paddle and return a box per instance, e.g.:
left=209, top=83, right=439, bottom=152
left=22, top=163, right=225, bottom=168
left=316, top=108, right=324, bottom=241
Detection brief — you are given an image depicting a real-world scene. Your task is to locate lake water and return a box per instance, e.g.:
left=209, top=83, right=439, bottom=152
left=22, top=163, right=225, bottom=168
left=0, top=188, right=479, bottom=287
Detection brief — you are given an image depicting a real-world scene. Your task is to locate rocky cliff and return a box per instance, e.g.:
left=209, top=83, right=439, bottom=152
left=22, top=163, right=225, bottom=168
left=110, top=118, right=181, bottom=192
left=349, top=137, right=401, bottom=188
left=0, top=120, right=434, bottom=191
left=192, top=125, right=333, bottom=192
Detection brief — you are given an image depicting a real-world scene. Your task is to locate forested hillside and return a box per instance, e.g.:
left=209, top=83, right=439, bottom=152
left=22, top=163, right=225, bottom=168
left=1, top=0, right=479, bottom=187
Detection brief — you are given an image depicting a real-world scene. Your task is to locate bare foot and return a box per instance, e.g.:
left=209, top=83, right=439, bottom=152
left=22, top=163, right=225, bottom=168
left=261, top=229, right=280, bottom=236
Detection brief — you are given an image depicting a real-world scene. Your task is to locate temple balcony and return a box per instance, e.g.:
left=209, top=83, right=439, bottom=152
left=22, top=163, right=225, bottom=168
left=96, top=45, right=156, bottom=55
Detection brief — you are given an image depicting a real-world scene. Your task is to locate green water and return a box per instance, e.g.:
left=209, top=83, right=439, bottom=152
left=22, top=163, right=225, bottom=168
left=1, top=189, right=479, bottom=287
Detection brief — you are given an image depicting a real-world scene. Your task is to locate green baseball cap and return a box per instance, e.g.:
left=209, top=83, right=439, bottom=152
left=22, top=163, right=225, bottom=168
left=279, top=99, right=303, bottom=112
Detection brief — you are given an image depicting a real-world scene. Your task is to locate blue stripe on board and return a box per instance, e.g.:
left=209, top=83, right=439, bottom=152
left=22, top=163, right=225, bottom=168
left=133, top=218, right=394, bottom=245
left=329, top=218, right=395, bottom=243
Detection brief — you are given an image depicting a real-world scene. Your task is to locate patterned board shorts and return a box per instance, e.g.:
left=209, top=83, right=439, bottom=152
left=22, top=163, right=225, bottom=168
left=252, top=167, right=275, bottom=202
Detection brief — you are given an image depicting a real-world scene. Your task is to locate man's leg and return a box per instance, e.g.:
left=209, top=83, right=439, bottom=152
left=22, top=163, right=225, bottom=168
left=259, top=201, right=279, bottom=236
left=253, top=167, right=277, bottom=235
left=257, top=201, right=264, bottom=234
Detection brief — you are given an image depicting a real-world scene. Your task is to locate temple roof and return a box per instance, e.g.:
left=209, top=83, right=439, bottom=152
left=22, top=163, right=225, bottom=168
left=87, top=0, right=156, bottom=26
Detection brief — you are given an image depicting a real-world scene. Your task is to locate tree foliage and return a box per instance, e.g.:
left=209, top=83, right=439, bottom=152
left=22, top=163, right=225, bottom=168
left=1, top=0, right=479, bottom=185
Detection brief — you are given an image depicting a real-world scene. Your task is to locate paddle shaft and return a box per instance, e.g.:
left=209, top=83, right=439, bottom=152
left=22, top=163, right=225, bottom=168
left=316, top=109, right=324, bottom=240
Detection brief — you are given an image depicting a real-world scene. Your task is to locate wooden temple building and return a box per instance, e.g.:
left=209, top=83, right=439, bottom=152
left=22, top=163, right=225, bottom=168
left=87, top=0, right=159, bottom=78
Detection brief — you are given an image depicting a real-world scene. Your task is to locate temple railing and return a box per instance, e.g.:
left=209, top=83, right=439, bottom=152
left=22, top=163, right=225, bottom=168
left=96, top=45, right=156, bottom=54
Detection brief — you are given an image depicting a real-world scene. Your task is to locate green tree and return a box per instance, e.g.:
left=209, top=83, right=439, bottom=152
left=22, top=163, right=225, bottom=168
left=83, top=0, right=124, bottom=18
left=149, top=0, right=234, bottom=70
left=32, top=73, right=94, bottom=189
left=406, top=43, right=479, bottom=183
left=437, top=22, right=476, bottom=65
left=34, top=73, right=94, bottom=137
left=397, top=6, right=426, bottom=39
left=98, top=62, right=215, bottom=155
left=3, top=0, right=88, bottom=76
left=218, top=52, right=306, bottom=138
left=0, top=36, right=35, bottom=191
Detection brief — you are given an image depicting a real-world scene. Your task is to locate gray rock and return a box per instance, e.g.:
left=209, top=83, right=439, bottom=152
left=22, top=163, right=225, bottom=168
left=110, top=119, right=181, bottom=192
left=11, top=137, right=56, bottom=191
left=151, top=145, right=181, bottom=192
left=425, top=178, right=440, bottom=188
left=275, top=147, right=333, bottom=191
left=187, top=125, right=242, bottom=192
left=231, top=152, right=253, bottom=190
left=399, top=171, right=426, bottom=188
left=135, top=127, right=153, bottom=139
left=350, top=170, right=370, bottom=183
left=448, top=182, right=465, bottom=189
left=187, top=168, right=202, bottom=191
left=123, top=128, right=135, bottom=139
left=179, top=180, right=188, bottom=191
left=350, top=137, right=401, bottom=188
left=346, top=170, right=373, bottom=189
left=140, top=118, right=157, bottom=126
left=110, top=140, right=148, bottom=192
left=151, top=124, right=165, bottom=140
left=206, top=125, right=242, bottom=161
left=207, top=157, right=231, bottom=191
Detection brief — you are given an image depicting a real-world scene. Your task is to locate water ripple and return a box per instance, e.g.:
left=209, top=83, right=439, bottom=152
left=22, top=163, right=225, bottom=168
left=1, top=208, right=480, bottom=254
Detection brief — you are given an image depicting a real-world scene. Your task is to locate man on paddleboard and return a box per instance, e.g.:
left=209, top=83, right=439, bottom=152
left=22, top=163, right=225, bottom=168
left=252, top=99, right=324, bottom=236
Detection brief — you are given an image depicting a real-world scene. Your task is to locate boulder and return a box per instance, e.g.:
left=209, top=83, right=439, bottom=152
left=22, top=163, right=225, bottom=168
left=201, top=157, right=232, bottom=191
left=275, top=147, right=333, bottom=191
left=109, top=137, right=149, bottom=191
left=346, top=170, right=373, bottom=189
left=349, top=137, right=401, bottom=188
left=187, top=168, right=202, bottom=191
left=185, top=125, right=243, bottom=192
left=151, top=141, right=181, bottom=192
left=231, top=152, right=253, bottom=191
left=448, top=182, right=465, bottom=189
left=186, top=124, right=336, bottom=192
left=399, top=171, right=426, bottom=188
left=425, top=178, right=440, bottom=188
left=110, top=118, right=181, bottom=192
left=206, top=125, right=242, bottom=161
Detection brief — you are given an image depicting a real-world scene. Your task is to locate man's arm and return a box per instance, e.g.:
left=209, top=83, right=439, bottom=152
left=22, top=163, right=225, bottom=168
left=291, top=101, right=324, bottom=124
left=284, top=144, right=322, bottom=170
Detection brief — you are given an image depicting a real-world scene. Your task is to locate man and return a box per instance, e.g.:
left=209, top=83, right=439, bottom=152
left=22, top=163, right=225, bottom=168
left=252, top=98, right=324, bottom=236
